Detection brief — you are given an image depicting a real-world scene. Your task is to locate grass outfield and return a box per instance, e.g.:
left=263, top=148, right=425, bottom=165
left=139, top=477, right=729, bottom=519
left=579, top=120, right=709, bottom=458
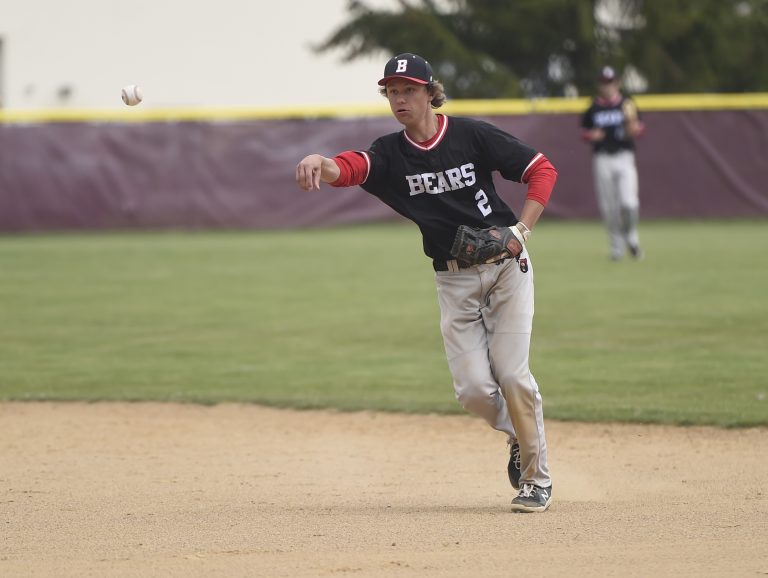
left=1, top=221, right=766, bottom=426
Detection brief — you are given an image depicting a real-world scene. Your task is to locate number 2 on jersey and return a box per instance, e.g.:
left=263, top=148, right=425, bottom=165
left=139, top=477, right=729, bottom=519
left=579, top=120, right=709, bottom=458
left=475, top=189, right=492, bottom=216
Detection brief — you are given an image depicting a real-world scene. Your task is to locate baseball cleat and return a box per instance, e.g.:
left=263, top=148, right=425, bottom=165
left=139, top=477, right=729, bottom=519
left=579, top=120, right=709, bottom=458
left=507, top=441, right=521, bottom=490
left=510, top=484, right=553, bottom=513
left=629, top=244, right=644, bottom=260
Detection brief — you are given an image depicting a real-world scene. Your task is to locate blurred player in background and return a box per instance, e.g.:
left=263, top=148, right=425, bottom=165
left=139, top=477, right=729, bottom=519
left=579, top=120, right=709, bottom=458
left=296, top=53, right=558, bottom=513
left=581, top=66, right=645, bottom=260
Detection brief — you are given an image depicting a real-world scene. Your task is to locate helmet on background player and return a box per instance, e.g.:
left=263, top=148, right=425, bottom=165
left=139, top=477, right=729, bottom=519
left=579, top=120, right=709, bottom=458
left=598, top=66, right=619, bottom=84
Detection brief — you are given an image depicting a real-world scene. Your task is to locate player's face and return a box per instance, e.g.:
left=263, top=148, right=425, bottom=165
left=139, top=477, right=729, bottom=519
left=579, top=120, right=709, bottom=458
left=598, top=80, right=620, bottom=99
left=384, top=79, right=431, bottom=125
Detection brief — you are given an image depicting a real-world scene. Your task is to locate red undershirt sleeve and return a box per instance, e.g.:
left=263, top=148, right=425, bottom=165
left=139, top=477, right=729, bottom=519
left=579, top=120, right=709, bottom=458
left=521, top=155, right=557, bottom=206
left=330, top=151, right=369, bottom=187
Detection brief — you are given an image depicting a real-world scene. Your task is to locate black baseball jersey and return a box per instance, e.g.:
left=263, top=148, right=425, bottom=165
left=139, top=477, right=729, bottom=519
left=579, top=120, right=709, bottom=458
left=359, top=115, right=540, bottom=263
left=581, top=96, right=639, bottom=154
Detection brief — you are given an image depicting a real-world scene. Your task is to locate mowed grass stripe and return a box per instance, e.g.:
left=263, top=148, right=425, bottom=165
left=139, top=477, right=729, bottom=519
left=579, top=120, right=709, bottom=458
left=1, top=221, right=766, bottom=426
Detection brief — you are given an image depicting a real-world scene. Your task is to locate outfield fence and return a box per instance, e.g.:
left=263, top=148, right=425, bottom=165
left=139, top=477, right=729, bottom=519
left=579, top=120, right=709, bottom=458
left=1, top=95, right=767, bottom=231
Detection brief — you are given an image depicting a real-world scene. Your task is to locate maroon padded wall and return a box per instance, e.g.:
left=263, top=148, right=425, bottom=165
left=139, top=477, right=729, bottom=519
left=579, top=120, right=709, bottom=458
left=1, top=110, right=766, bottom=232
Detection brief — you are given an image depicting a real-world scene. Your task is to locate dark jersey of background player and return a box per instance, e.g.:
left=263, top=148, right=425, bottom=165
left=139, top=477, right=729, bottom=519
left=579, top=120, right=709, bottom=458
left=581, top=94, right=641, bottom=154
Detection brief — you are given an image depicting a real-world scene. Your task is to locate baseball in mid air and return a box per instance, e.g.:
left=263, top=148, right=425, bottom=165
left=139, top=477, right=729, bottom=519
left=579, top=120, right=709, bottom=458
left=121, top=84, right=143, bottom=106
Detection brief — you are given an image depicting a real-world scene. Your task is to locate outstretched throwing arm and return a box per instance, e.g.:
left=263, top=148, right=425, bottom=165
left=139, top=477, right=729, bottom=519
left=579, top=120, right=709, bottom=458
left=295, top=154, right=341, bottom=191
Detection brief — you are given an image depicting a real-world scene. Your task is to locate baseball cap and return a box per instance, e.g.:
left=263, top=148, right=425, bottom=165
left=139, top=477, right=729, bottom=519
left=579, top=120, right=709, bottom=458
left=378, top=53, right=433, bottom=86
left=598, top=66, right=617, bottom=83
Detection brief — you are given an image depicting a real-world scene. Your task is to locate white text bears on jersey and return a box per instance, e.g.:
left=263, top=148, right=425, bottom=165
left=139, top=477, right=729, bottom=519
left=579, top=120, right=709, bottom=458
left=406, top=163, right=476, bottom=196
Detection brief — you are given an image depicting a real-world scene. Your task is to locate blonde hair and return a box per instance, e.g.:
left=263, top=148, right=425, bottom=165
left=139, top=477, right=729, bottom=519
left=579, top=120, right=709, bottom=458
left=379, top=80, right=447, bottom=109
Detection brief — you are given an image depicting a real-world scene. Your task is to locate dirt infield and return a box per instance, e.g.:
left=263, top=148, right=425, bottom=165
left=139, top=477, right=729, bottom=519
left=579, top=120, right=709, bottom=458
left=1, top=402, right=766, bottom=577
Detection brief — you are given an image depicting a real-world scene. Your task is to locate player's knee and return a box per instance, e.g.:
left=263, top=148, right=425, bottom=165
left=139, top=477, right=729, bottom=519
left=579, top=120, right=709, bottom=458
left=454, top=382, right=494, bottom=412
left=449, top=356, right=498, bottom=409
left=497, top=369, right=537, bottom=400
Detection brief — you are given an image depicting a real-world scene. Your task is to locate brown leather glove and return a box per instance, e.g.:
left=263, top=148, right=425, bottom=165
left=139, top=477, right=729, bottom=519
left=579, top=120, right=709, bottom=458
left=450, top=225, right=525, bottom=266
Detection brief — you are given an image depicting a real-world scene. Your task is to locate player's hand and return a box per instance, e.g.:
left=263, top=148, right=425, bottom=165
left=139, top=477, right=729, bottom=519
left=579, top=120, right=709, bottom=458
left=295, top=154, right=325, bottom=191
left=588, top=128, right=606, bottom=142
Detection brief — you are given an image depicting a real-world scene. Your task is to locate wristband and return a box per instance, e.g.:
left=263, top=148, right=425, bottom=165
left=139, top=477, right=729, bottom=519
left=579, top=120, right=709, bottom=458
left=509, top=225, right=526, bottom=247
left=514, top=222, right=531, bottom=242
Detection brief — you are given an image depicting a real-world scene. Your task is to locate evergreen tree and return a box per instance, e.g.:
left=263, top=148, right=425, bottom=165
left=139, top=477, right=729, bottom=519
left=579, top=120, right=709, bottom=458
left=316, top=0, right=768, bottom=96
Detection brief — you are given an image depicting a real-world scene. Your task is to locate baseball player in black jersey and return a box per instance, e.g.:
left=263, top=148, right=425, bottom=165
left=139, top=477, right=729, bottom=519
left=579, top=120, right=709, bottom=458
left=581, top=66, right=645, bottom=260
left=296, top=53, right=558, bottom=512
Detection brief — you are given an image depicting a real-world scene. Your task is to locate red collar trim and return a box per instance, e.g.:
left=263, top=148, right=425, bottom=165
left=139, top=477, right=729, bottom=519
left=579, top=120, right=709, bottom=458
left=596, top=95, right=622, bottom=106
left=404, top=114, right=448, bottom=151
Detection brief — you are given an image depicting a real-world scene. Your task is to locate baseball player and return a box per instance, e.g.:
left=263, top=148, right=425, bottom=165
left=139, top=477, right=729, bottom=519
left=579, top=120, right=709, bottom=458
left=295, top=53, right=558, bottom=513
left=581, top=66, right=645, bottom=260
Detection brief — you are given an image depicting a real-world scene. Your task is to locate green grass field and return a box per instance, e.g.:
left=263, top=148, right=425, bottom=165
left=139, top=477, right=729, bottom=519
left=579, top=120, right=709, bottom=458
left=1, top=221, right=766, bottom=426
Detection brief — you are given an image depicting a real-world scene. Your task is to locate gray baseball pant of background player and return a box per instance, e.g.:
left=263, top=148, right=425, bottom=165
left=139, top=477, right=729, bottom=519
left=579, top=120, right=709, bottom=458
left=435, top=253, right=551, bottom=489
left=593, top=150, right=640, bottom=259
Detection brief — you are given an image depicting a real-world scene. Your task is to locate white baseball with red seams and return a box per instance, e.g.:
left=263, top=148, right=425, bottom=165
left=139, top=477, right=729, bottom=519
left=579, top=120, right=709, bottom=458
left=121, top=85, right=143, bottom=106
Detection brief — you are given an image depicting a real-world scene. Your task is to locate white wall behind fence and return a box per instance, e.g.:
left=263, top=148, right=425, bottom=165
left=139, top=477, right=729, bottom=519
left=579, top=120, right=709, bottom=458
left=0, top=0, right=397, bottom=109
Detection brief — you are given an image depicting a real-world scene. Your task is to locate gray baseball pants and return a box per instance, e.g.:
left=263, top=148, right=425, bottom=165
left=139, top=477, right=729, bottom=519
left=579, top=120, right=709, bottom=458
left=593, top=150, right=640, bottom=259
left=435, top=251, right=551, bottom=489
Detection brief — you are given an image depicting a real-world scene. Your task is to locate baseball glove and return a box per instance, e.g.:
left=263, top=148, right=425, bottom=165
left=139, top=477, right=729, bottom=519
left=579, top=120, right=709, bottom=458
left=450, top=225, right=524, bottom=266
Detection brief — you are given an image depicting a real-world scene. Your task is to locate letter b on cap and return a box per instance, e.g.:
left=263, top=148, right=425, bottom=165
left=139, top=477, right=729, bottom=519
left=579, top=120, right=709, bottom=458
left=396, top=59, right=408, bottom=73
